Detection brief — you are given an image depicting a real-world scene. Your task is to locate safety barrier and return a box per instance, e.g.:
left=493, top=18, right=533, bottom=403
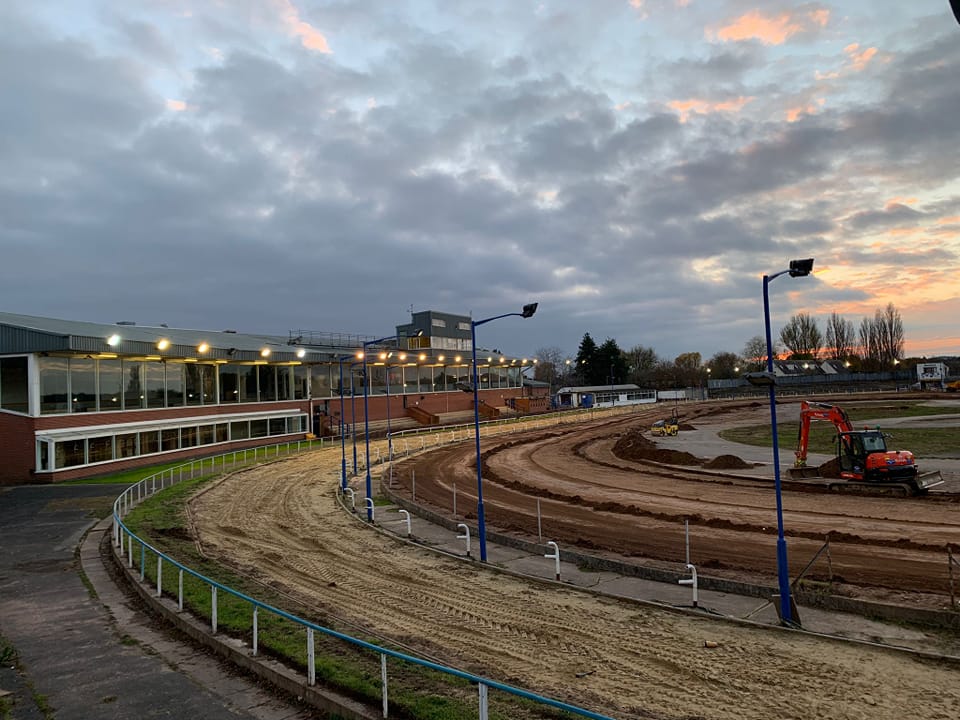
left=112, top=438, right=618, bottom=720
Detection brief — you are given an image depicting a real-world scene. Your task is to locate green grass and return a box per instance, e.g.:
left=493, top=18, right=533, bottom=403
left=121, top=475, right=576, bottom=720
left=720, top=402, right=960, bottom=458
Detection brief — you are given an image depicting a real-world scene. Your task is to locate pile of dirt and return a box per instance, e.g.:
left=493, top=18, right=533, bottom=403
left=677, top=423, right=696, bottom=431
left=703, top=454, right=754, bottom=470
left=612, top=429, right=702, bottom=466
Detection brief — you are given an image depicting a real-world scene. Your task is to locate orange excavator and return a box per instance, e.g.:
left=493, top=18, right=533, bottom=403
left=791, top=401, right=942, bottom=495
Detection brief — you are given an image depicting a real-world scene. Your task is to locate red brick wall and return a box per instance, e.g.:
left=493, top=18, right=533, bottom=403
left=0, top=412, right=37, bottom=485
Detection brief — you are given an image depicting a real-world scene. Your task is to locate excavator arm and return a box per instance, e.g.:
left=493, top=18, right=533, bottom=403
left=794, top=401, right=854, bottom=467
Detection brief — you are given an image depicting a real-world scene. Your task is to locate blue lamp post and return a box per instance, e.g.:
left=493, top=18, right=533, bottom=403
left=336, top=353, right=357, bottom=491
left=362, top=334, right=399, bottom=521
left=758, top=257, right=814, bottom=626
left=471, top=302, right=538, bottom=562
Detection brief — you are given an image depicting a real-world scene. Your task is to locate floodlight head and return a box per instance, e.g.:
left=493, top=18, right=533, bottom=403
left=521, top=302, right=538, bottom=318
left=788, top=258, right=814, bottom=277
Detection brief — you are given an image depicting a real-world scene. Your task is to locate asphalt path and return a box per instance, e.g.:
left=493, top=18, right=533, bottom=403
left=0, top=484, right=310, bottom=720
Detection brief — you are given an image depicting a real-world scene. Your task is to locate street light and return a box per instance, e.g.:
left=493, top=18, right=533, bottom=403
left=336, top=353, right=358, bottom=491
left=471, top=302, right=538, bottom=562
left=363, top=334, right=399, bottom=522
left=761, top=257, right=813, bottom=626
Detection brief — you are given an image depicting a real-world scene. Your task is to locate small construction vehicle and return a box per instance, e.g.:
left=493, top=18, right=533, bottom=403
left=789, top=401, right=942, bottom=494
left=651, top=417, right=679, bottom=436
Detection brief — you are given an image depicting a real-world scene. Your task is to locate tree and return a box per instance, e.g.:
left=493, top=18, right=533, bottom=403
left=779, top=313, right=822, bottom=360
left=597, top=338, right=628, bottom=387
left=858, top=317, right=879, bottom=369
left=624, top=345, right=659, bottom=386
left=673, top=351, right=703, bottom=387
left=533, top=346, right=565, bottom=387
left=876, top=303, right=904, bottom=365
left=742, top=335, right=778, bottom=371
left=708, top=351, right=741, bottom=379
left=824, top=312, right=856, bottom=360
left=574, top=333, right=600, bottom=385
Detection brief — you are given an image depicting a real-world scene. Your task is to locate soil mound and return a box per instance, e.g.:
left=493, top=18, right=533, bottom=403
left=612, top=429, right=702, bottom=466
left=703, top=454, right=753, bottom=470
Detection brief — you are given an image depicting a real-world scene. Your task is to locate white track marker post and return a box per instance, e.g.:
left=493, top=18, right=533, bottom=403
left=344, top=487, right=356, bottom=512
left=478, top=682, right=488, bottom=720
left=457, top=523, right=471, bottom=557
left=412, top=470, right=416, bottom=502
left=365, top=497, right=375, bottom=523
left=398, top=509, right=411, bottom=537
left=381, top=654, right=389, bottom=718
left=685, top=518, right=690, bottom=565
left=679, top=563, right=699, bottom=607
left=545, top=541, right=560, bottom=581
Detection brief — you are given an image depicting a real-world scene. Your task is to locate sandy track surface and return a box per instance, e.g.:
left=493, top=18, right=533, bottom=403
left=394, top=404, right=960, bottom=603
left=189, top=445, right=960, bottom=720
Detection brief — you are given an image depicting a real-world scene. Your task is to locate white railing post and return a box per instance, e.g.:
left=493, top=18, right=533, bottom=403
left=252, top=606, right=259, bottom=656
left=381, top=653, right=389, bottom=718
left=211, top=585, right=218, bottom=632
left=398, top=509, right=411, bottom=537
left=457, top=523, right=471, bottom=557
left=679, top=563, right=699, bottom=607
left=545, top=541, right=560, bottom=581
left=365, top=497, right=375, bottom=522
left=344, top=488, right=356, bottom=512
left=307, top=628, right=316, bottom=686
left=478, top=682, right=489, bottom=720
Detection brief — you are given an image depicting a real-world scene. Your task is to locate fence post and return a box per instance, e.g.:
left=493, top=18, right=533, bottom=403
left=140, top=542, right=145, bottom=581
left=950, top=546, right=956, bottom=609
left=156, top=556, right=162, bottom=597
left=253, top=606, right=259, bottom=656
left=381, top=653, right=389, bottom=718
left=307, top=628, right=316, bottom=686
left=211, top=586, right=218, bottom=633
left=537, top=498, right=542, bottom=542
left=453, top=482, right=457, bottom=517
left=178, top=569, right=184, bottom=611
left=478, top=682, right=488, bottom=720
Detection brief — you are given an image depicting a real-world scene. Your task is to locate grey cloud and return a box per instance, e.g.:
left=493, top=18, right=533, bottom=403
left=845, top=203, right=924, bottom=231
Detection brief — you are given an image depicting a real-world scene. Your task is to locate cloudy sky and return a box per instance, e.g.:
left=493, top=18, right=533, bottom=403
left=2, top=1, right=958, bottom=362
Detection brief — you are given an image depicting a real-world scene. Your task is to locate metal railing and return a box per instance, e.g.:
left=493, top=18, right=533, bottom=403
left=112, top=436, right=618, bottom=720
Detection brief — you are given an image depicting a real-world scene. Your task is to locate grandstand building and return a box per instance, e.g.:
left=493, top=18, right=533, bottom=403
left=0, top=311, right=540, bottom=485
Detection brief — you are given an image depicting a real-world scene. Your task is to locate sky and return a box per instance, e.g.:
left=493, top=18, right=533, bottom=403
left=2, top=1, right=959, bottom=363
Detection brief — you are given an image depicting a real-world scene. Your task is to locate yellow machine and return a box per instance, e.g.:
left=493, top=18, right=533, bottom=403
left=651, top=418, right=679, bottom=436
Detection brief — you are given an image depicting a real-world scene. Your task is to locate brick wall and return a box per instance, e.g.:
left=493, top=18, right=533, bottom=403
left=0, top=412, right=36, bottom=485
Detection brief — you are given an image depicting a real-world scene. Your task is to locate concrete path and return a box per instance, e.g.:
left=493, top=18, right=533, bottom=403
left=0, top=484, right=313, bottom=720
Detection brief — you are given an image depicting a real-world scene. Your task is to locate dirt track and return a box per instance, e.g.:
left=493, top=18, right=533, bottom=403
left=189, top=406, right=960, bottom=720
left=393, top=403, right=960, bottom=603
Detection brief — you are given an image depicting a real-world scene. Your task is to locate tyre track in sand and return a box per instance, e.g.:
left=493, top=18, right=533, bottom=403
left=190, top=448, right=960, bottom=720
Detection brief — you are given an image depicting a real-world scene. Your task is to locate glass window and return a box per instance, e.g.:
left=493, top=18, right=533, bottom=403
left=259, top=366, right=277, bottom=402
left=215, top=423, right=228, bottom=443
left=199, top=424, right=214, bottom=445
left=55, top=439, right=85, bottom=468
left=269, top=418, right=285, bottom=435
left=293, top=365, right=309, bottom=400
left=240, top=365, right=258, bottom=402
left=88, top=436, right=113, bottom=463
left=432, top=318, right=446, bottom=328
left=457, top=322, right=470, bottom=331
left=231, top=420, right=249, bottom=440
left=0, top=356, right=28, bottom=413
left=140, top=431, right=160, bottom=455
left=277, top=366, right=292, bottom=401
left=310, top=365, right=331, bottom=398
left=69, top=358, right=97, bottom=413
left=219, top=365, right=240, bottom=403
left=181, top=426, right=198, bottom=447
left=251, top=419, right=268, bottom=438
left=39, top=356, right=69, bottom=414
left=387, top=366, right=402, bottom=394
left=368, top=365, right=386, bottom=395
left=166, top=364, right=184, bottom=407
left=144, top=362, right=165, bottom=408
left=200, top=364, right=216, bottom=404
left=161, top=428, right=179, bottom=451
left=123, top=360, right=144, bottom=410
left=37, top=440, right=50, bottom=471
left=98, top=359, right=123, bottom=412
left=117, top=433, right=138, bottom=458
left=184, top=364, right=203, bottom=406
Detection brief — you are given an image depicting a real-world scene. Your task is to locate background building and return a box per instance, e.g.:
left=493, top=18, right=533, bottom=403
left=0, top=311, right=544, bottom=484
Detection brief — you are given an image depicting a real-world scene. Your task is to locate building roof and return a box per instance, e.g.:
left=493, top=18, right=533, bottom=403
left=555, top=384, right=642, bottom=393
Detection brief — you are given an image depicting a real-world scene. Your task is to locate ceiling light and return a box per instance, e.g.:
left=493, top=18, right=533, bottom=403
left=261, top=348, right=271, bottom=358
left=106, top=334, right=120, bottom=347
left=157, top=339, right=170, bottom=351
left=198, top=342, right=209, bottom=353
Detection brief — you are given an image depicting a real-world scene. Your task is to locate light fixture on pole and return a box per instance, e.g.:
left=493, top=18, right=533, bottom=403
left=362, top=334, right=400, bottom=522
left=471, top=302, right=538, bottom=562
left=753, top=257, right=813, bottom=627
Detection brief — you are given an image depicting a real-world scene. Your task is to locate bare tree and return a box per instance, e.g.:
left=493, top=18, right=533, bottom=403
left=742, top=335, right=771, bottom=371
left=534, top=346, right=565, bottom=387
left=875, top=303, right=905, bottom=365
left=624, top=345, right=659, bottom=386
left=779, top=313, right=823, bottom=359
left=824, top=312, right=856, bottom=360
left=858, top=316, right=879, bottom=366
